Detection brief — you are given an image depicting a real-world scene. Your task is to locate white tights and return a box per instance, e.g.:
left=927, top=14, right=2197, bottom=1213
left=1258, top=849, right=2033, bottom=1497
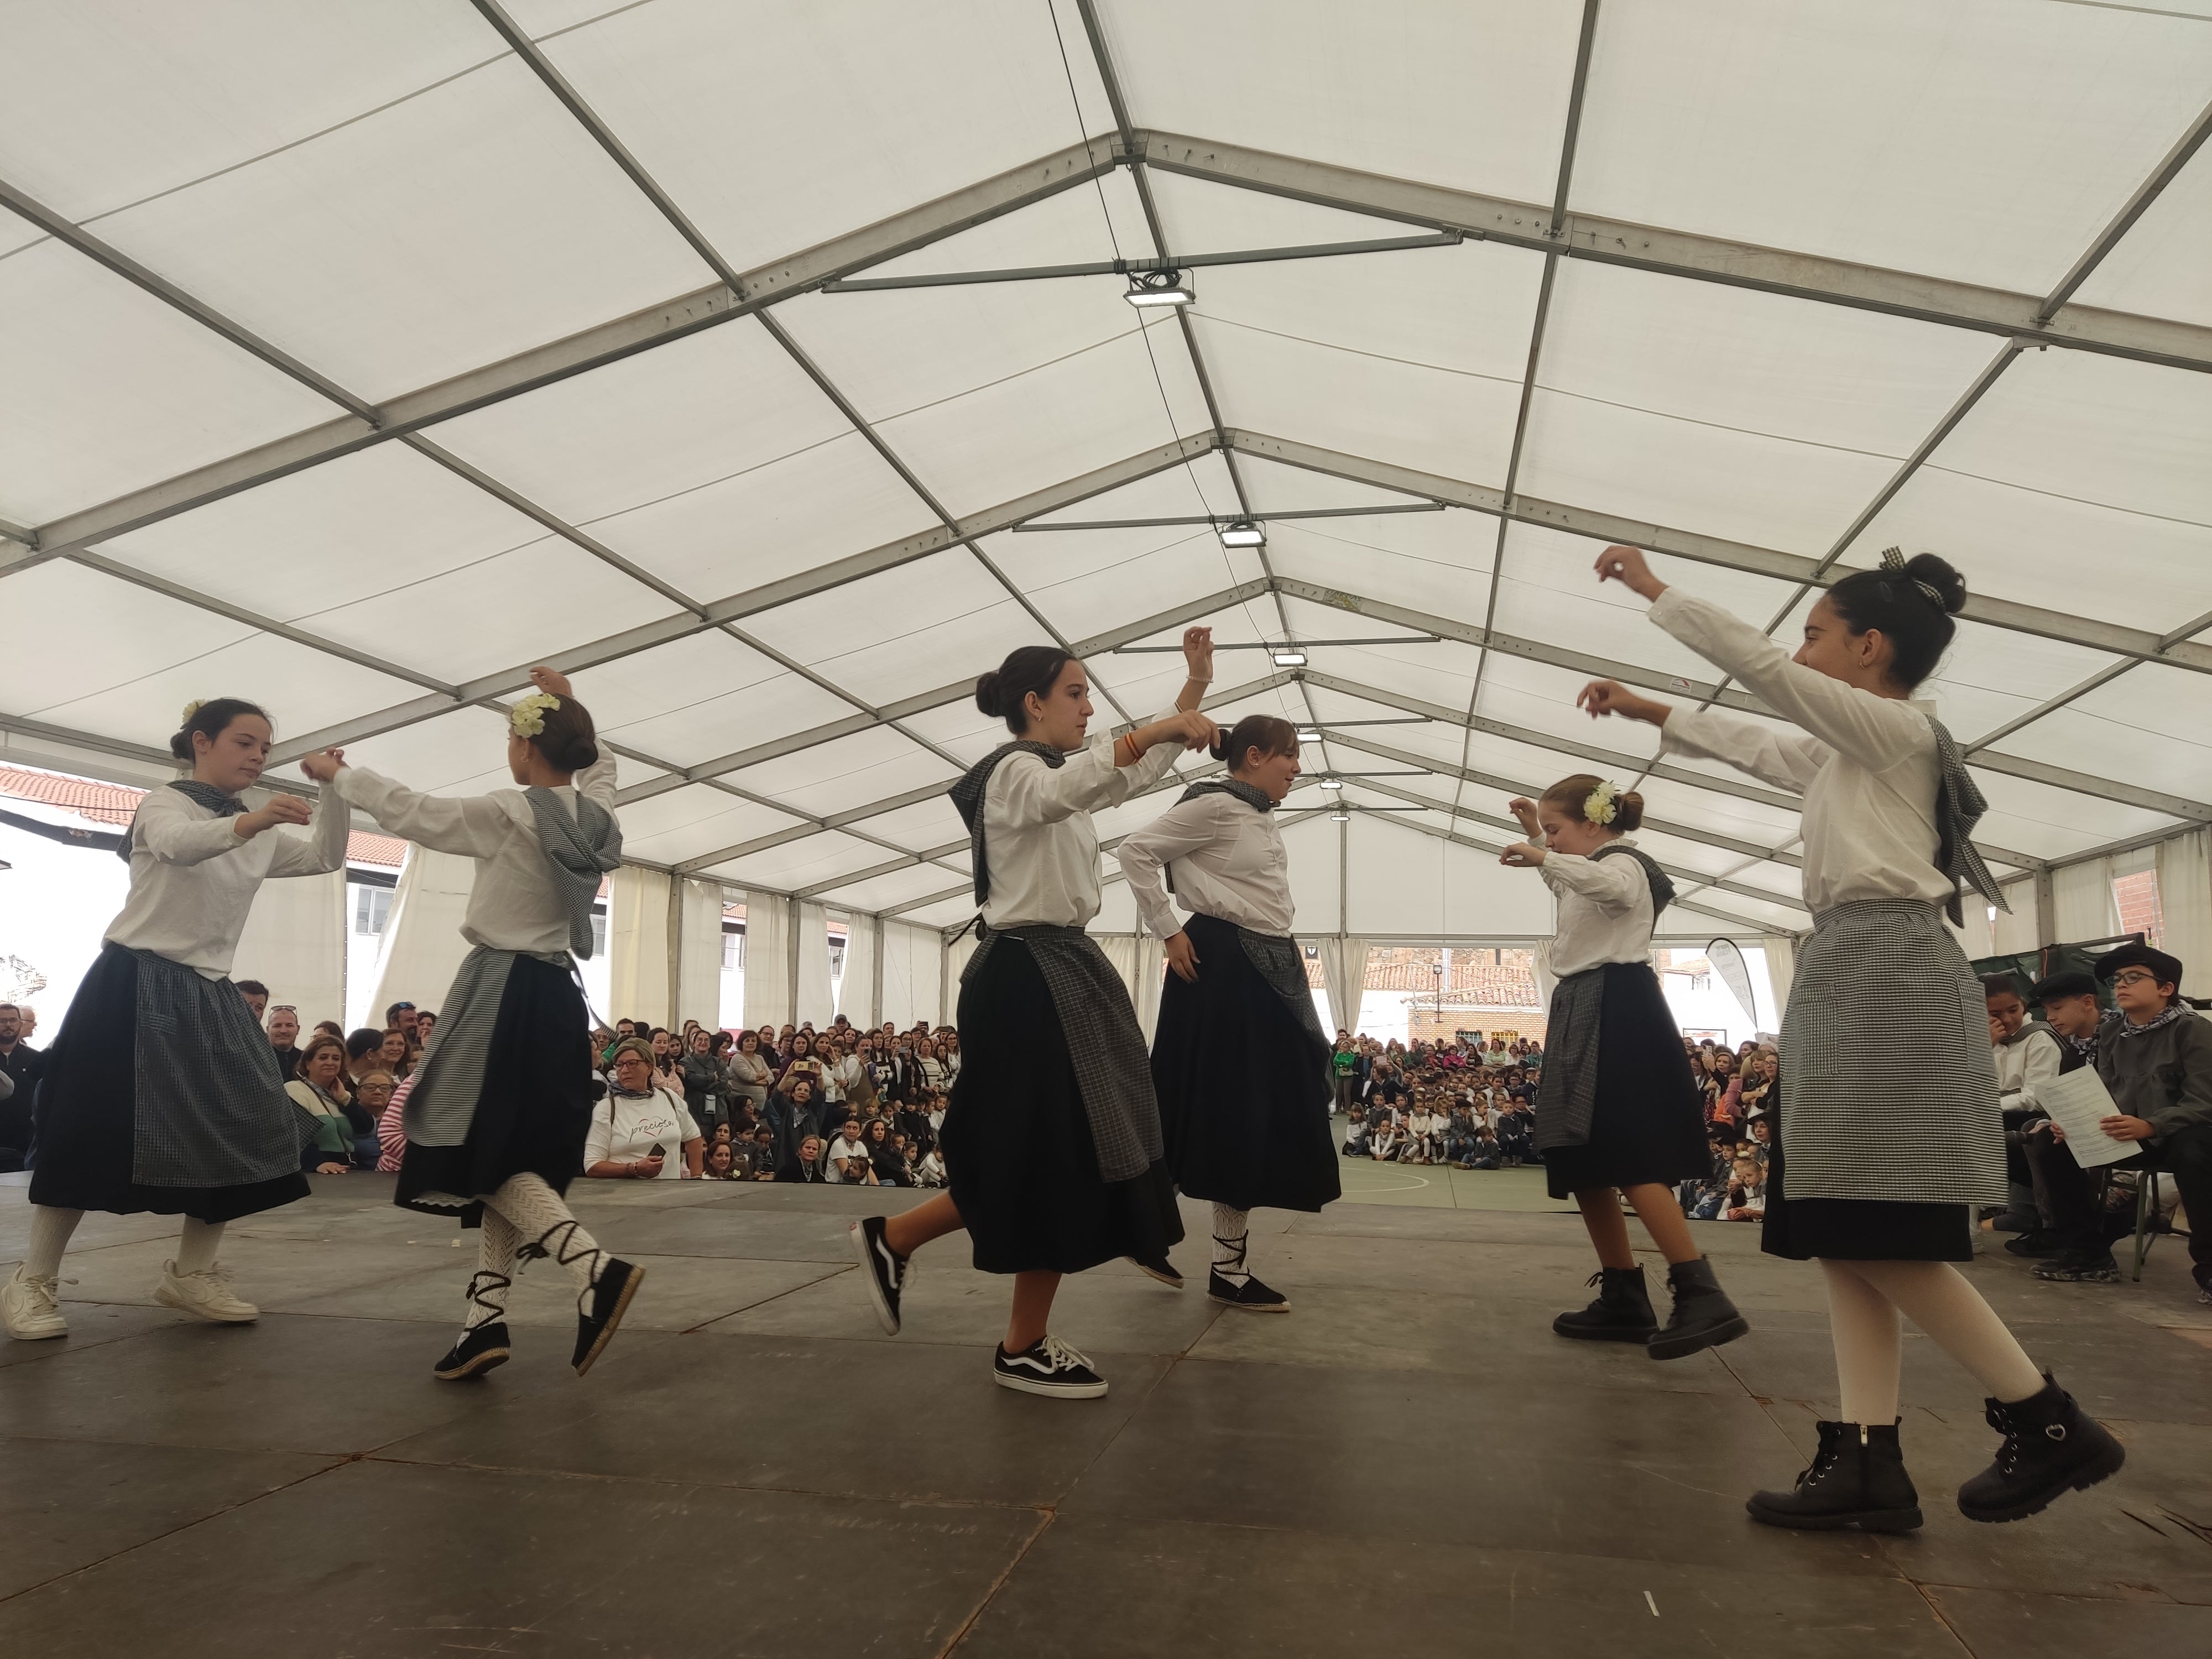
left=460, top=1175, right=607, bottom=1332
left=1820, top=1258, right=2046, bottom=1423
left=23, top=1205, right=225, bottom=1279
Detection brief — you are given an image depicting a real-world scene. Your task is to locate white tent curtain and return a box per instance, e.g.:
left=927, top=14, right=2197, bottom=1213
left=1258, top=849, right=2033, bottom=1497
left=2053, top=859, right=2116, bottom=944
left=797, top=900, right=834, bottom=1026
left=1317, top=937, right=1369, bottom=1038
left=1097, top=933, right=1138, bottom=1012
left=881, top=920, right=940, bottom=1029
left=1759, top=933, right=1796, bottom=1025
left=1992, top=878, right=2040, bottom=956
left=1948, top=899, right=1996, bottom=961
left=837, top=912, right=876, bottom=1026
left=608, top=865, right=671, bottom=1026
left=368, top=847, right=476, bottom=1024
left=741, top=893, right=791, bottom=1031
left=2157, top=830, right=2212, bottom=980
left=674, top=877, right=723, bottom=1030
left=233, top=864, right=346, bottom=1030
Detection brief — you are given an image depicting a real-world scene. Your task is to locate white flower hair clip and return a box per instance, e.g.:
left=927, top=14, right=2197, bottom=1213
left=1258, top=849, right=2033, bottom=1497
left=179, top=699, right=205, bottom=727
left=510, top=692, right=560, bottom=739
left=1583, top=779, right=1621, bottom=826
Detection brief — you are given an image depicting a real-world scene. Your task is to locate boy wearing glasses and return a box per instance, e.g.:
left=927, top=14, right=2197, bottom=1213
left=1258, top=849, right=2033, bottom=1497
left=2026, top=946, right=2212, bottom=1293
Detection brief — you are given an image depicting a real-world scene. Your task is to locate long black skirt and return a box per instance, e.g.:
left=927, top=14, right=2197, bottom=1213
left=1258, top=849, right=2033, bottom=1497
left=940, top=933, right=1183, bottom=1275
left=1540, top=962, right=1712, bottom=1202
left=1152, top=912, right=1338, bottom=1214
left=29, top=945, right=309, bottom=1223
left=394, top=954, right=593, bottom=1225
left=1760, top=1099, right=1972, bottom=1262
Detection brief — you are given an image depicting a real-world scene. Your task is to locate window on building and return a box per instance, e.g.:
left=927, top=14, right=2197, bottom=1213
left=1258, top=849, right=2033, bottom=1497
left=589, top=910, right=607, bottom=959
left=723, top=926, right=743, bottom=970
left=352, top=886, right=392, bottom=936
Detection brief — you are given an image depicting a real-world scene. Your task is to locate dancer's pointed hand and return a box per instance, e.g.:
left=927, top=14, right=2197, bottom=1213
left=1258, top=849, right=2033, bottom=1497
left=1506, top=796, right=1541, bottom=836
left=1594, top=544, right=1666, bottom=600
left=1577, top=680, right=1670, bottom=727
left=1500, top=841, right=1546, bottom=868
left=528, top=666, right=573, bottom=698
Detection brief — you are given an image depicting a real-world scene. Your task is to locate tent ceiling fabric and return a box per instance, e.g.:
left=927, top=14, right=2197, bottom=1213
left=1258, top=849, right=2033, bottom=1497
left=4, top=1, right=2209, bottom=941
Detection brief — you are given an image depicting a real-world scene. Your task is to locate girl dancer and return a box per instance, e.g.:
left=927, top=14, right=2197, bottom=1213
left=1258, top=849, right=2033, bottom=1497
left=301, top=667, right=640, bottom=1382
left=1115, top=714, right=1338, bottom=1312
left=1583, top=543, right=2123, bottom=1530
left=2, top=700, right=347, bottom=1340
left=1498, top=776, right=1747, bottom=1359
left=851, top=631, right=1218, bottom=1397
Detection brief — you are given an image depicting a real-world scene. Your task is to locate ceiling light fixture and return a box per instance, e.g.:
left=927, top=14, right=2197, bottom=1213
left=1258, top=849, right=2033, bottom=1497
left=1296, top=727, right=1322, bottom=743
left=1318, top=778, right=1344, bottom=791
left=1271, top=648, right=1308, bottom=667
left=1331, top=810, right=1350, bottom=822
left=1124, top=268, right=1193, bottom=309
left=1218, top=518, right=1266, bottom=548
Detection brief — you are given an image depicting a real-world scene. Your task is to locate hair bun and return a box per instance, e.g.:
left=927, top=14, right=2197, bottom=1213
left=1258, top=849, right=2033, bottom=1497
left=1206, top=729, right=1231, bottom=761
left=1902, top=552, right=1966, bottom=615
left=1615, top=789, right=1646, bottom=833
left=973, top=671, right=1002, bottom=718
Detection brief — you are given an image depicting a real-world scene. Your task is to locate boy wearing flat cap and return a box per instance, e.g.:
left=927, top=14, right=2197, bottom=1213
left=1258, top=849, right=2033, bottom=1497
left=2024, top=945, right=2210, bottom=1292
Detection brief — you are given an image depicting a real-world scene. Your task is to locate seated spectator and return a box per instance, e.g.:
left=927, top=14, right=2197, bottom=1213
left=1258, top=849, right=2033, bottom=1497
left=2026, top=950, right=2211, bottom=1292
left=650, top=1027, right=682, bottom=1089
left=1986, top=972, right=2061, bottom=1232
left=1495, top=1100, right=1534, bottom=1167
left=1340, top=1104, right=1369, bottom=1159
left=779, top=1030, right=829, bottom=1099
left=766, top=1076, right=825, bottom=1173
left=740, top=1124, right=779, bottom=1181
left=702, top=1140, right=739, bottom=1180
left=825, top=1117, right=874, bottom=1185
left=349, top=1071, right=394, bottom=1168
left=585, top=1038, right=704, bottom=1180
left=285, top=1033, right=354, bottom=1176
left=377, top=1026, right=415, bottom=1082
left=1703, top=1048, right=1743, bottom=1143
left=344, top=1027, right=385, bottom=1088
left=868, top=1119, right=912, bottom=1187
left=1724, top=1153, right=1768, bottom=1222
left=377, top=1074, right=415, bottom=1173
left=265, top=1004, right=303, bottom=1083
left=915, top=1141, right=947, bottom=1187
left=777, top=1133, right=826, bottom=1183
left=1465, top=1124, right=1501, bottom=1170
left=1368, top=1110, right=1402, bottom=1162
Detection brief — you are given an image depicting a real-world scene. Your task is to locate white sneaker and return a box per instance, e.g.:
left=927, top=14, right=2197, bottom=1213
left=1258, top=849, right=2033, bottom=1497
left=1, top=1264, right=67, bottom=1340
left=155, top=1260, right=259, bottom=1323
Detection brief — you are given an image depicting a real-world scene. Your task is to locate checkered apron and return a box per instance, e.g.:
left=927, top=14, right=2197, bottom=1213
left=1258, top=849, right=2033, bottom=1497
left=128, top=947, right=315, bottom=1186
left=1778, top=897, right=2006, bottom=1205
left=961, top=924, right=1163, bottom=1181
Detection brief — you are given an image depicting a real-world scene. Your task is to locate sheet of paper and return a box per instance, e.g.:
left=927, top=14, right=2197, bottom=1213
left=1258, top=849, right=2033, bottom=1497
left=2034, top=1068, right=2135, bottom=1169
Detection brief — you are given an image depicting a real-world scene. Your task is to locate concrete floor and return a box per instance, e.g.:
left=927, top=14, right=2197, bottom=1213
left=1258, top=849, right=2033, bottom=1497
left=2, top=1162, right=2208, bottom=1657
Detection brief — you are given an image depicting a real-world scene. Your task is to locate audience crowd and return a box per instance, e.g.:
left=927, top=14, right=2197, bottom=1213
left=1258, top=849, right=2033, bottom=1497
left=5, top=940, right=2199, bottom=1307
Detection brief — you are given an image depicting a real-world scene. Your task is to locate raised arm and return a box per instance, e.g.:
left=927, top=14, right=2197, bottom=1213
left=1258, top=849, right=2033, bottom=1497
left=1537, top=851, right=1646, bottom=913
left=996, top=710, right=1215, bottom=826
left=320, top=765, right=518, bottom=859
left=137, top=787, right=311, bottom=866
left=265, top=761, right=353, bottom=878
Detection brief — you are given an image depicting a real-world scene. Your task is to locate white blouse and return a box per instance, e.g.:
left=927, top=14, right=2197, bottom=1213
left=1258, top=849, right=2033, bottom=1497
left=979, top=719, right=1183, bottom=930
left=1537, top=842, right=1658, bottom=977
left=1994, top=1025, right=2064, bottom=1113
left=585, top=1086, right=700, bottom=1177
left=1649, top=587, right=1950, bottom=915
left=333, top=757, right=618, bottom=956
left=106, top=784, right=351, bottom=979
left=1115, top=790, right=1295, bottom=941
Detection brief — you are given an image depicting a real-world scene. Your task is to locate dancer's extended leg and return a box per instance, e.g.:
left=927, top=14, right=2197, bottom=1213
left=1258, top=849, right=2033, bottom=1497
left=1207, top=1202, right=1289, bottom=1311
left=482, top=1173, right=641, bottom=1376
left=1, top=1205, right=82, bottom=1340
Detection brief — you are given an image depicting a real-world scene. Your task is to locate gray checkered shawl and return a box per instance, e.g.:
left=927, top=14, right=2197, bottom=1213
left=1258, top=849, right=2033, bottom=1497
left=1928, top=716, right=2005, bottom=928
left=128, top=947, right=314, bottom=1186
left=962, top=923, right=1162, bottom=1181
left=524, top=785, right=621, bottom=958
left=950, top=742, right=1064, bottom=906
left=1232, top=925, right=1332, bottom=1061
left=1779, top=896, right=2005, bottom=1205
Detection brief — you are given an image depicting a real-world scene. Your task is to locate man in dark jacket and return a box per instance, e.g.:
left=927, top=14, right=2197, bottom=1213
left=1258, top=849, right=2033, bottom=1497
left=0, top=1002, right=41, bottom=1171
left=2026, top=947, right=2211, bottom=1291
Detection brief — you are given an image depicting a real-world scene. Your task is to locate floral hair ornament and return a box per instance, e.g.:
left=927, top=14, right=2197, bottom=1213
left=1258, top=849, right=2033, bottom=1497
left=1583, top=779, right=1622, bottom=827
left=510, top=691, right=560, bottom=739
left=179, top=700, right=205, bottom=727
left=1878, top=545, right=1946, bottom=610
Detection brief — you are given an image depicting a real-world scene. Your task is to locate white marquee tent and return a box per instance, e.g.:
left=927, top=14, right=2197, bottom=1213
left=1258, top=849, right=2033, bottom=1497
left=3, top=1, right=2209, bottom=1025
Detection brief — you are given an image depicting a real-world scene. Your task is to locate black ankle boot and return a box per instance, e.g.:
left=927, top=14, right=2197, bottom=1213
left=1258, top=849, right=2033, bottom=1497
left=1552, top=1266, right=1657, bottom=1342
left=1747, top=1420, right=1922, bottom=1532
left=433, top=1322, right=512, bottom=1381
left=1957, top=1373, right=2126, bottom=1523
left=1647, top=1256, right=1751, bottom=1361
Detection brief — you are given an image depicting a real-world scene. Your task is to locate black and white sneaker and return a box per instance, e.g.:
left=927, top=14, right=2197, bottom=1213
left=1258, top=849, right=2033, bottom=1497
left=433, top=1322, right=512, bottom=1381
left=851, top=1216, right=909, bottom=1335
left=1125, top=1254, right=1184, bottom=1289
left=993, top=1333, right=1109, bottom=1399
left=1208, top=1270, right=1291, bottom=1312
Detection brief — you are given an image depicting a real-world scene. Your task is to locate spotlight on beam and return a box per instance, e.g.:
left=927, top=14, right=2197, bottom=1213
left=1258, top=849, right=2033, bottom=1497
left=1296, top=727, right=1321, bottom=743
left=1318, top=778, right=1344, bottom=791
left=1218, top=518, right=1266, bottom=548
left=1271, top=647, right=1308, bottom=667
left=1123, top=268, right=1193, bottom=308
